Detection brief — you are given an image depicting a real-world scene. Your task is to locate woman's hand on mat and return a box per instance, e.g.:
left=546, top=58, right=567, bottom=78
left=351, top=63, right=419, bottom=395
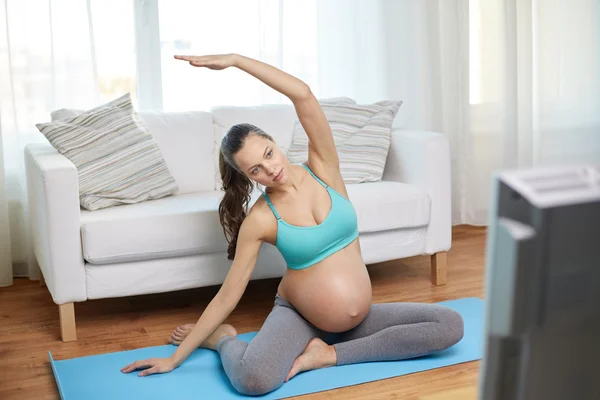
left=174, top=54, right=237, bottom=70
left=120, top=357, right=176, bottom=377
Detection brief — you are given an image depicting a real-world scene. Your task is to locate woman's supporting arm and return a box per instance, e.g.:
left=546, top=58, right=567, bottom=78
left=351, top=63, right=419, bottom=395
left=168, top=210, right=265, bottom=367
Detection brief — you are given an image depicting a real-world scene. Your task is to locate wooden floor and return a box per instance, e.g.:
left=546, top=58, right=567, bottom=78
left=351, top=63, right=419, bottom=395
left=0, top=225, right=487, bottom=400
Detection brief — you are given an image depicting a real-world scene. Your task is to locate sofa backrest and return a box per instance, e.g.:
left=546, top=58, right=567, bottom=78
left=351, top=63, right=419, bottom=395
left=137, top=110, right=216, bottom=194
left=139, top=105, right=300, bottom=193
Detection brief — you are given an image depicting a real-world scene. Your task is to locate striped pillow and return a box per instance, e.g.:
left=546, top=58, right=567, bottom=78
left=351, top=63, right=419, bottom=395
left=35, top=93, right=178, bottom=211
left=287, top=100, right=402, bottom=183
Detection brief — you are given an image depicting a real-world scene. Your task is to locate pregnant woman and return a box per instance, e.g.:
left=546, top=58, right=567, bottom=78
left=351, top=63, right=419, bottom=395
left=121, top=53, right=464, bottom=396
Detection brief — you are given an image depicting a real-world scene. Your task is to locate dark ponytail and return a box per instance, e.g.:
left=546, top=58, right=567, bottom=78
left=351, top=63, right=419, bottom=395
left=218, top=123, right=272, bottom=260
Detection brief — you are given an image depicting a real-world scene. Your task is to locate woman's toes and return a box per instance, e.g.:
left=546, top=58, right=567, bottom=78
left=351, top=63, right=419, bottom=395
left=168, top=324, right=195, bottom=346
left=169, top=324, right=190, bottom=344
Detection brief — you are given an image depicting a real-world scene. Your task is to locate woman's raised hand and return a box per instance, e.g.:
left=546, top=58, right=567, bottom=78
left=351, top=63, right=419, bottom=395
left=174, top=54, right=237, bottom=70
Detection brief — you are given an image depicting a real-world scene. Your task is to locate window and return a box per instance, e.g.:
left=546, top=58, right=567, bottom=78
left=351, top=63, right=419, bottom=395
left=468, top=0, right=502, bottom=106
left=469, top=0, right=600, bottom=128
left=89, top=0, right=137, bottom=106
left=156, top=0, right=318, bottom=111
left=0, top=0, right=136, bottom=137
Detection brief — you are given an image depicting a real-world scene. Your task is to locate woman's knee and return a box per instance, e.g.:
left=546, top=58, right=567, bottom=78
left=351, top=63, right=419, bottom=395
left=231, top=363, right=285, bottom=396
left=437, top=307, right=465, bottom=349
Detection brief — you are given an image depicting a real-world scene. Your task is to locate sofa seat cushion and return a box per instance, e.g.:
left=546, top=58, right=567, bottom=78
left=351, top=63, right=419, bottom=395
left=80, top=191, right=227, bottom=265
left=348, top=181, right=430, bottom=233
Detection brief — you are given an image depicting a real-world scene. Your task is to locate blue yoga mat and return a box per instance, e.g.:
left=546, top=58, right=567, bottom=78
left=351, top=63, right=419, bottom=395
left=49, top=297, right=484, bottom=399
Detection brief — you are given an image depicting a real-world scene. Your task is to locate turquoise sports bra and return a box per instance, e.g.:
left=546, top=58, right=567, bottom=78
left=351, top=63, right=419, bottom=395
left=263, top=164, right=359, bottom=270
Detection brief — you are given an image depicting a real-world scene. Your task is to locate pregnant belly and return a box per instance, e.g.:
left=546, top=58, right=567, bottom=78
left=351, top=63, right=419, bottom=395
left=278, top=241, right=373, bottom=332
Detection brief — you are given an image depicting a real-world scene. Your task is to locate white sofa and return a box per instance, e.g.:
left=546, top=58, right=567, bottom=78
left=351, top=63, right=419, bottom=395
left=24, top=104, right=452, bottom=342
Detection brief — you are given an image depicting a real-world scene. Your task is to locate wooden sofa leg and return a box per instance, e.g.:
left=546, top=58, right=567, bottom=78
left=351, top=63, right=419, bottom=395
left=59, top=303, right=77, bottom=342
left=431, top=252, right=447, bottom=286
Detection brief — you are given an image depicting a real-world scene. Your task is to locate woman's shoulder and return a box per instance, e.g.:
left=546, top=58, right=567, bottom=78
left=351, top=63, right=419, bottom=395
left=247, top=194, right=270, bottom=219
left=242, top=194, right=278, bottom=241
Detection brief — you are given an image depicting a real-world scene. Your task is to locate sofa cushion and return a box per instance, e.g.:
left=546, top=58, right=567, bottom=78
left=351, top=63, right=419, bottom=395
left=80, top=191, right=228, bottom=265
left=347, top=181, right=430, bottom=232
left=49, top=107, right=216, bottom=195
left=288, top=100, right=403, bottom=184
left=36, top=93, right=179, bottom=211
left=137, top=110, right=215, bottom=194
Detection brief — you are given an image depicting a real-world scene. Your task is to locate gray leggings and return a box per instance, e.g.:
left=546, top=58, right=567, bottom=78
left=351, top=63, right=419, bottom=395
left=216, top=294, right=464, bottom=396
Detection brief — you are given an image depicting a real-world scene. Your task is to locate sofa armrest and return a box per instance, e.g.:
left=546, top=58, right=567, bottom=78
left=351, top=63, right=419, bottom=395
left=25, top=143, right=86, bottom=304
left=382, top=129, right=451, bottom=254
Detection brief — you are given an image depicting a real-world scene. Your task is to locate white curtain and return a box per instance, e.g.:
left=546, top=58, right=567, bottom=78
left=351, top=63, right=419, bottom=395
left=1, top=0, right=599, bottom=285
left=156, top=0, right=320, bottom=110
left=0, top=0, right=321, bottom=285
left=327, top=0, right=599, bottom=224
left=462, top=0, right=600, bottom=223
left=355, top=0, right=598, bottom=224
left=0, top=0, right=137, bottom=286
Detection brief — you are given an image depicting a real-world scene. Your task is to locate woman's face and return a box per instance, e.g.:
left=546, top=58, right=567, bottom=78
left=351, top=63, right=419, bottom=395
left=233, top=133, right=290, bottom=187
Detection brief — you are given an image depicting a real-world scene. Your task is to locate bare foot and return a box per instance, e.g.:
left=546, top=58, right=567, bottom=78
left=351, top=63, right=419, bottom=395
left=169, top=324, right=195, bottom=345
left=168, top=323, right=237, bottom=350
left=285, top=338, right=337, bottom=382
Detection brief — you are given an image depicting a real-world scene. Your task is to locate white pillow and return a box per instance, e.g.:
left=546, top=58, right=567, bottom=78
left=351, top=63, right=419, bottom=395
left=36, top=93, right=178, bottom=211
left=287, top=100, right=402, bottom=184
